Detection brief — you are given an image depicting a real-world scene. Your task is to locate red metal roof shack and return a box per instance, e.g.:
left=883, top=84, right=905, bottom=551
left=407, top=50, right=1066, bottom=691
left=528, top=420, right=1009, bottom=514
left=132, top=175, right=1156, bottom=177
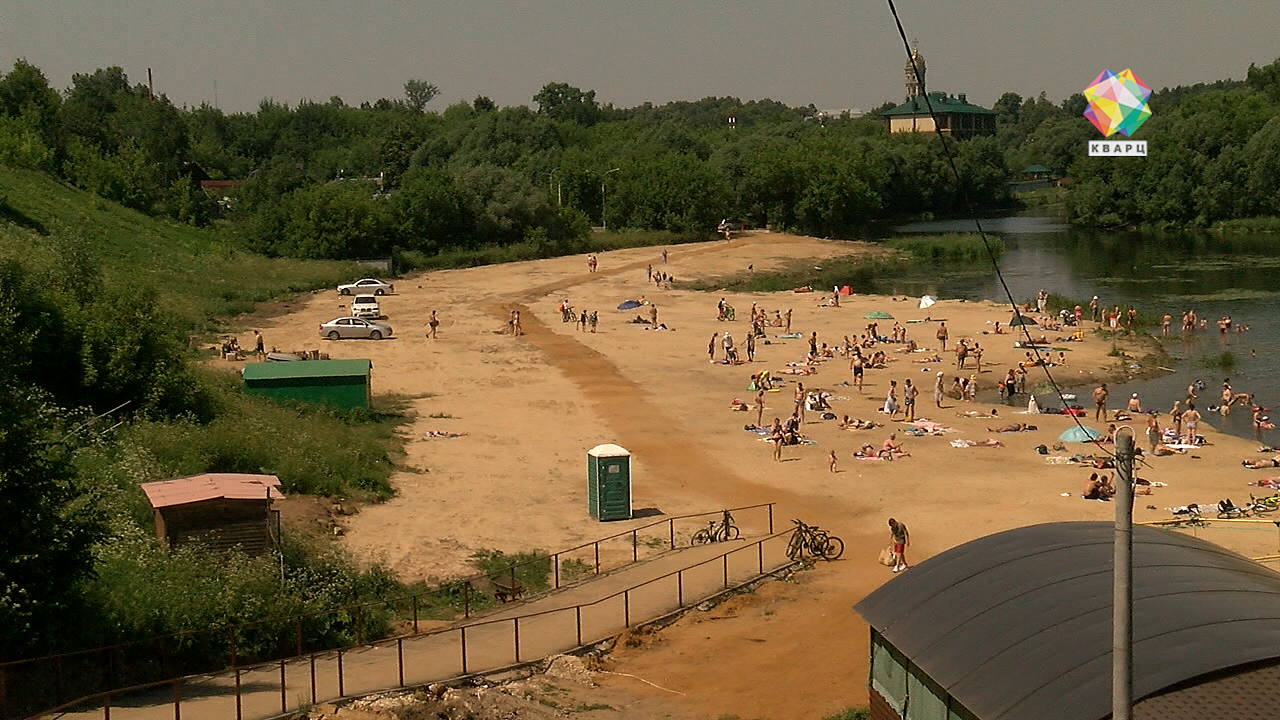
left=141, top=474, right=284, bottom=555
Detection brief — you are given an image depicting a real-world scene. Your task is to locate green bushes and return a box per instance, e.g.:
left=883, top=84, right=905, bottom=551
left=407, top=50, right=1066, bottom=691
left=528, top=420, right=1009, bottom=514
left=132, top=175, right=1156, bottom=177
left=883, top=233, right=1004, bottom=262
left=396, top=229, right=705, bottom=272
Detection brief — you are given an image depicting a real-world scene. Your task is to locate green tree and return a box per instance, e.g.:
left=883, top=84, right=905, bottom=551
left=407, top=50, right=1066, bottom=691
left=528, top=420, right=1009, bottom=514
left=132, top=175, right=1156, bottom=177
left=992, top=91, right=1023, bottom=125
left=403, top=79, right=440, bottom=112
left=1246, top=57, right=1280, bottom=103
left=0, top=385, right=105, bottom=659
left=533, top=82, right=602, bottom=126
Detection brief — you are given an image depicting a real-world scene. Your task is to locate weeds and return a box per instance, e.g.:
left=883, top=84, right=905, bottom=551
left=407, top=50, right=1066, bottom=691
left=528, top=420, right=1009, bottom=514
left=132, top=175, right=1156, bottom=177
left=1200, top=351, right=1237, bottom=369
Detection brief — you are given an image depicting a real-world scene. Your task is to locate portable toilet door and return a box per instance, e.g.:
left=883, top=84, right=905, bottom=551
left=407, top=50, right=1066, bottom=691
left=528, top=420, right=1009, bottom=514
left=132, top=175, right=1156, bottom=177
left=587, top=444, right=632, bottom=521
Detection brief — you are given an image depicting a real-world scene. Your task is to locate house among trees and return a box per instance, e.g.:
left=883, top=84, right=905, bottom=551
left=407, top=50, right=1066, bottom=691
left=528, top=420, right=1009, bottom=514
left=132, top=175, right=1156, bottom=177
left=141, top=473, right=284, bottom=555
left=882, top=44, right=996, bottom=138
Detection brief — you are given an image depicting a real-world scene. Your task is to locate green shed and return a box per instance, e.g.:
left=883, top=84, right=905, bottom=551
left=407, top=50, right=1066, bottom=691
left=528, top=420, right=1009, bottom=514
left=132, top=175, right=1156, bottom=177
left=587, top=443, right=632, bottom=521
left=241, top=359, right=372, bottom=410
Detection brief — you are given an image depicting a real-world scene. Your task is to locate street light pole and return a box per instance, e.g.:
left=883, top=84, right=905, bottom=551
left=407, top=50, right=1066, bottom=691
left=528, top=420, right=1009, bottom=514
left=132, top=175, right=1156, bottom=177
left=601, top=167, right=620, bottom=231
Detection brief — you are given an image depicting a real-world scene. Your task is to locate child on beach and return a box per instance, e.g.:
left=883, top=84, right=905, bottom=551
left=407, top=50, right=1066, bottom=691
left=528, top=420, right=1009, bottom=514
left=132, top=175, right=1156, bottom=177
left=829, top=450, right=838, bottom=473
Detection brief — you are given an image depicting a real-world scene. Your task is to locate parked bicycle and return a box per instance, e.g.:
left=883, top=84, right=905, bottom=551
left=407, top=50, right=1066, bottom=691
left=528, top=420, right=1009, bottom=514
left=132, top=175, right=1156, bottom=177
left=1250, top=492, right=1280, bottom=515
left=786, top=519, right=845, bottom=561
left=1168, top=504, right=1210, bottom=528
left=691, top=509, right=741, bottom=545
left=1217, top=498, right=1251, bottom=519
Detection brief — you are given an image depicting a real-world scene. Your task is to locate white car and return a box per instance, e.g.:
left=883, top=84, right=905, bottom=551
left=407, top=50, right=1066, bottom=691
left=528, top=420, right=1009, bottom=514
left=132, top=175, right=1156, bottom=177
left=337, top=278, right=394, bottom=296
left=318, top=317, right=393, bottom=340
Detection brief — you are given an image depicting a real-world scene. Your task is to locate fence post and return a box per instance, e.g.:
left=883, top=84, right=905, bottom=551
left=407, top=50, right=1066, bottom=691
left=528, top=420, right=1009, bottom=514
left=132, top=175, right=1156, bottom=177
left=594, top=542, right=600, bottom=574
left=768, top=503, right=774, bottom=534
left=554, top=553, right=560, bottom=589
left=280, top=660, right=287, bottom=715
left=296, top=617, right=303, bottom=656
left=172, top=680, right=180, bottom=720
left=104, top=690, right=111, bottom=720
left=55, top=654, right=64, bottom=707
left=723, top=553, right=729, bottom=588
left=514, top=617, right=521, bottom=664
left=413, top=594, right=420, bottom=633
left=758, top=541, right=764, bottom=574
left=309, top=654, right=317, bottom=704
left=337, top=649, right=344, bottom=697
left=632, top=529, right=638, bottom=562
left=460, top=626, right=469, bottom=675
left=230, top=628, right=241, bottom=720
left=575, top=606, right=582, bottom=646
left=624, top=590, right=631, bottom=628
left=669, top=518, right=675, bottom=549
left=356, top=604, right=364, bottom=645
left=677, top=570, right=684, bottom=607
left=463, top=582, right=471, bottom=619
left=397, top=637, right=405, bottom=687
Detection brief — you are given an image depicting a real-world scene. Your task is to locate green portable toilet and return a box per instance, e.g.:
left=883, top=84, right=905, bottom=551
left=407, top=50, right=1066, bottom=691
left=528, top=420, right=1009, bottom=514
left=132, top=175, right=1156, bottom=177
left=587, top=444, right=632, bottom=521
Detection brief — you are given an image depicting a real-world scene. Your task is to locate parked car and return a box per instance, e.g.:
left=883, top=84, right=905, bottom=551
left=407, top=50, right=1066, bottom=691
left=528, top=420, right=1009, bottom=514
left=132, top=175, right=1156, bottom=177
left=350, top=294, right=382, bottom=319
left=337, top=278, right=394, bottom=296
left=318, top=317, right=393, bottom=340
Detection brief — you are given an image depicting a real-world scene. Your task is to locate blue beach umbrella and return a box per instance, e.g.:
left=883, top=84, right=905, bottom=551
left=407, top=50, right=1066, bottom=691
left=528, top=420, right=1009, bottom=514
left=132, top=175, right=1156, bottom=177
left=1059, top=426, right=1102, bottom=442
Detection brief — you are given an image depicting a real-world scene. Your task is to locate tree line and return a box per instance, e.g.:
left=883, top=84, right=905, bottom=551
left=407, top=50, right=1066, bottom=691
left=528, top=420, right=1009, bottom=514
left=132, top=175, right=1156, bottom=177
left=0, top=61, right=1023, bottom=262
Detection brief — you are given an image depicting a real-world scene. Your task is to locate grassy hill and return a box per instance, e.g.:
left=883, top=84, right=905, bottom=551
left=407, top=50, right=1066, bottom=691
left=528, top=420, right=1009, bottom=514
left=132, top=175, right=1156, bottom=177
left=0, top=167, right=360, bottom=330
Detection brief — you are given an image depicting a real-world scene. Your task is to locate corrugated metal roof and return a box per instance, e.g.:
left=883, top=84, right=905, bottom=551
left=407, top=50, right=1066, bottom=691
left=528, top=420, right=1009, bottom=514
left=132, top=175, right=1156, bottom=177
left=881, top=92, right=996, bottom=116
left=1135, top=660, right=1280, bottom=719
left=854, top=522, right=1280, bottom=720
left=241, top=358, right=371, bottom=381
left=141, top=473, right=284, bottom=508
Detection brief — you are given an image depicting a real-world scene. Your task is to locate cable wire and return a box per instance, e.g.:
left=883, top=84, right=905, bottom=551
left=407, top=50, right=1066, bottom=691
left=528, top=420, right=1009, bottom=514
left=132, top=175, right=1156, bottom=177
left=883, top=0, right=1122, bottom=466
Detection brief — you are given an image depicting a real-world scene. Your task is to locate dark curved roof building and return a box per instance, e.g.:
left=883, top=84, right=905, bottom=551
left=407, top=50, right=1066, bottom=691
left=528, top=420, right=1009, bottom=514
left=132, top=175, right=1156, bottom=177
left=854, top=522, right=1280, bottom=720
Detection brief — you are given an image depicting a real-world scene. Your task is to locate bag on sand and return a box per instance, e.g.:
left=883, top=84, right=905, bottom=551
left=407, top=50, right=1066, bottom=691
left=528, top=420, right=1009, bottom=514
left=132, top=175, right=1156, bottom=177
left=878, top=546, right=896, bottom=566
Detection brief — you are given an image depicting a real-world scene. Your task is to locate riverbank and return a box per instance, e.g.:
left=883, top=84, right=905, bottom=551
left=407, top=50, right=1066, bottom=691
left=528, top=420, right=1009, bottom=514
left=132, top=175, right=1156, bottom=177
left=236, top=230, right=1273, bottom=720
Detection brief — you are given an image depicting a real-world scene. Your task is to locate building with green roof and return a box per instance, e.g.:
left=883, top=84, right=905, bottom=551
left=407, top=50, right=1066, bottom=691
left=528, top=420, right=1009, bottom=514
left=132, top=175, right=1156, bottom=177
left=241, top=359, right=372, bottom=410
left=882, top=92, right=997, bottom=139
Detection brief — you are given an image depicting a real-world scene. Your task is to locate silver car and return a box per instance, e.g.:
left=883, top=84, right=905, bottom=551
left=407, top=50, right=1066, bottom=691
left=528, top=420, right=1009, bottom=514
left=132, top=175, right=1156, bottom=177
left=337, top=278, right=395, bottom=296
left=319, top=317, right=393, bottom=340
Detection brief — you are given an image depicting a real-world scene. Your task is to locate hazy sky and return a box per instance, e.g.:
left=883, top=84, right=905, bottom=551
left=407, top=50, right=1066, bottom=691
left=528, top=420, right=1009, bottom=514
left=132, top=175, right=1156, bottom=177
left=3, top=1, right=1277, bottom=114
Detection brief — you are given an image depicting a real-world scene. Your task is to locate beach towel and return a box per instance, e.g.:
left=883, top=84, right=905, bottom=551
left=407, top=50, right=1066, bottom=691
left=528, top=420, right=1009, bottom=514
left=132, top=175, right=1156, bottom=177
left=776, top=333, right=803, bottom=339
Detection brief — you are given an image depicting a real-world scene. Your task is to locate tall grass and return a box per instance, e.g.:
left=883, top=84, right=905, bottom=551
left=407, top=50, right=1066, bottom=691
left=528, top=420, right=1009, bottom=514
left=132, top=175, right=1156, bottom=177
left=0, top=167, right=359, bottom=331
left=883, top=233, right=1004, bottom=262
left=1211, top=217, right=1280, bottom=234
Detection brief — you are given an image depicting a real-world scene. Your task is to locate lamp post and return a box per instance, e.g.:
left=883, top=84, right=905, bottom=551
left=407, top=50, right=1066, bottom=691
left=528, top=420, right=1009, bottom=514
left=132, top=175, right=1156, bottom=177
left=601, top=167, right=620, bottom=231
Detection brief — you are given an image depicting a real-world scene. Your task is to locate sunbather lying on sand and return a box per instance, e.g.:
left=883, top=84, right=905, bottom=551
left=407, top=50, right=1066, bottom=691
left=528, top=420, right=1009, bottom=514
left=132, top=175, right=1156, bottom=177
left=956, top=409, right=999, bottom=419
left=424, top=430, right=467, bottom=438
left=1242, top=455, right=1280, bottom=469
left=988, top=423, right=1038, bottom=433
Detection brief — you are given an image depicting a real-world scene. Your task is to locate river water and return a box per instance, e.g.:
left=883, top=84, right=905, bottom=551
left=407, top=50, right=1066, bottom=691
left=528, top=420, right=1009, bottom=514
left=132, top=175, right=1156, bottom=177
left=867, top=215, right=1280, bottom=442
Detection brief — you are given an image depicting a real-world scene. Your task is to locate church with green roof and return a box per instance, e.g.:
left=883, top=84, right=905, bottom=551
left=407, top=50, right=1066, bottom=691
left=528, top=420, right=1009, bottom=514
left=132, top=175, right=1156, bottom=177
left=882, top=45, right=996, bottom=139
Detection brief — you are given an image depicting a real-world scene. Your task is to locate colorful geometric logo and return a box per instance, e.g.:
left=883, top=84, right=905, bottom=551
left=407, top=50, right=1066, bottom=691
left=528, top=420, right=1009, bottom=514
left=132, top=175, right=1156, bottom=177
left=1082, top=69, right=1152, bottom=138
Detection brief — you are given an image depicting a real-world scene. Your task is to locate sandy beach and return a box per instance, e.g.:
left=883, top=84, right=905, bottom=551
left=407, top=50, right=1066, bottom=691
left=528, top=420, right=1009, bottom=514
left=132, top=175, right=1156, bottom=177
left=231, top=232, right=1276, bottom=719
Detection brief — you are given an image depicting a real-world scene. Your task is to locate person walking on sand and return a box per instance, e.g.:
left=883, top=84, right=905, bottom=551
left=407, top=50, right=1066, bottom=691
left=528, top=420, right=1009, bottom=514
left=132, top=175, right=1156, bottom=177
left=755, top=390, right=766, bottom=426
left=794, top=382, right=806, bottom=423
left=934, top=371, right=945, bottom=408
left=661, top=248, right=668, bottom=264
left=1147, top=413, right=1161, bottom=453
left=708, top=333, right=717, bottom=363
left=936, top=322, right=948, bottom=352
left=746, top=332, right=756, bottom=362
left=850, top=350, right=865, bottom=393
left=903, top=378, right=919, bottom=422
left=770, top=418, right=784, bottom=462
left=649, top=304, right=658, bottom=327
left=1093, top=383, right=1109, bottom=421
left=427, top=310, right=439, bottom=338
left=973, top=343, right=983, bottom=373
left=829, top=450, right=839, bottom=473
left=888, top=518, right=910, bottom=573
left=784, top=309, right=793, bottom=333
left=253, top=330, right=265, bottom=359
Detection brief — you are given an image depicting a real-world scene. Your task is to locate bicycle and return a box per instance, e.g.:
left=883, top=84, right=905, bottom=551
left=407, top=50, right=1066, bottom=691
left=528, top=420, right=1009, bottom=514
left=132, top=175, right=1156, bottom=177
left=1168, top=504, right=1210, bottom=528
left=1249, top=493, right=1280, bottom=515
left=691, top=509, right=740, bottom=545
left=1216, top=498, right=1251, bottom=519
left=786, top=519, right=845, bottom=561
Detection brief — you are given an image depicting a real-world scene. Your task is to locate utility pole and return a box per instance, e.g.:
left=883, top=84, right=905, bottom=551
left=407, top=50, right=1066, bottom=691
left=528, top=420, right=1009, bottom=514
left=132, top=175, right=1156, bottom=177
left=1113, top=430, right=1135, bottom=720
left=601, top=167, right=620, bottom=230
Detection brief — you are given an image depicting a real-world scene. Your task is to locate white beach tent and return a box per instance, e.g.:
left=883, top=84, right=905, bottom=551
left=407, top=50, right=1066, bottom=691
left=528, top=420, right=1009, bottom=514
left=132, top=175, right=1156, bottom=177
left=918, top=295, right=937, bottom=309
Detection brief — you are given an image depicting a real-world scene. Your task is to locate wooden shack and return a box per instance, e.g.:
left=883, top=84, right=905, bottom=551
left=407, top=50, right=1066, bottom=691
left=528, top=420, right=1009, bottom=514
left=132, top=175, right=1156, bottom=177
left=140, top=473, right=284, bottom=555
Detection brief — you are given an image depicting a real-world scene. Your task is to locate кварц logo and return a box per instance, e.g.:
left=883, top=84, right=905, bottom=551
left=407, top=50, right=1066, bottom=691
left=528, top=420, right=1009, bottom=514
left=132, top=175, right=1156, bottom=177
left=1083, top=69, right=1152, bottom=157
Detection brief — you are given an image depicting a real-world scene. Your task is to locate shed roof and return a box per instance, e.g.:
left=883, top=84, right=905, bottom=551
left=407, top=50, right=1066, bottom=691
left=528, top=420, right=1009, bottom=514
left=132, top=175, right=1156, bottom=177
left=1023, top=164, right=1053, bottom=174
left=242, top=358, right=371, bottom=381
left=854, top=522, right=1280, bottom=720
left=588, top=443, right=630, bottom=457
left=141, top=473, right=284, bottom=508
left=882, top=92, right=995, bottom=117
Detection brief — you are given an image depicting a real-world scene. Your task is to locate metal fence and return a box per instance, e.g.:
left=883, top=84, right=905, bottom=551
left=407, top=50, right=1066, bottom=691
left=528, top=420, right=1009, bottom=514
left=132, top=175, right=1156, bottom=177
left=4, top=503, right=775, bottom=720
left=32, top=525, right=795, bottom=720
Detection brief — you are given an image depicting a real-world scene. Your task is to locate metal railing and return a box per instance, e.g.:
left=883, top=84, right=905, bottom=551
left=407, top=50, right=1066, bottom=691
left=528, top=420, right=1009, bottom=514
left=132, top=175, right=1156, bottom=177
left=3, top=503, right=774, bottom=720
left=31, top=526, right=796, bottom=720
